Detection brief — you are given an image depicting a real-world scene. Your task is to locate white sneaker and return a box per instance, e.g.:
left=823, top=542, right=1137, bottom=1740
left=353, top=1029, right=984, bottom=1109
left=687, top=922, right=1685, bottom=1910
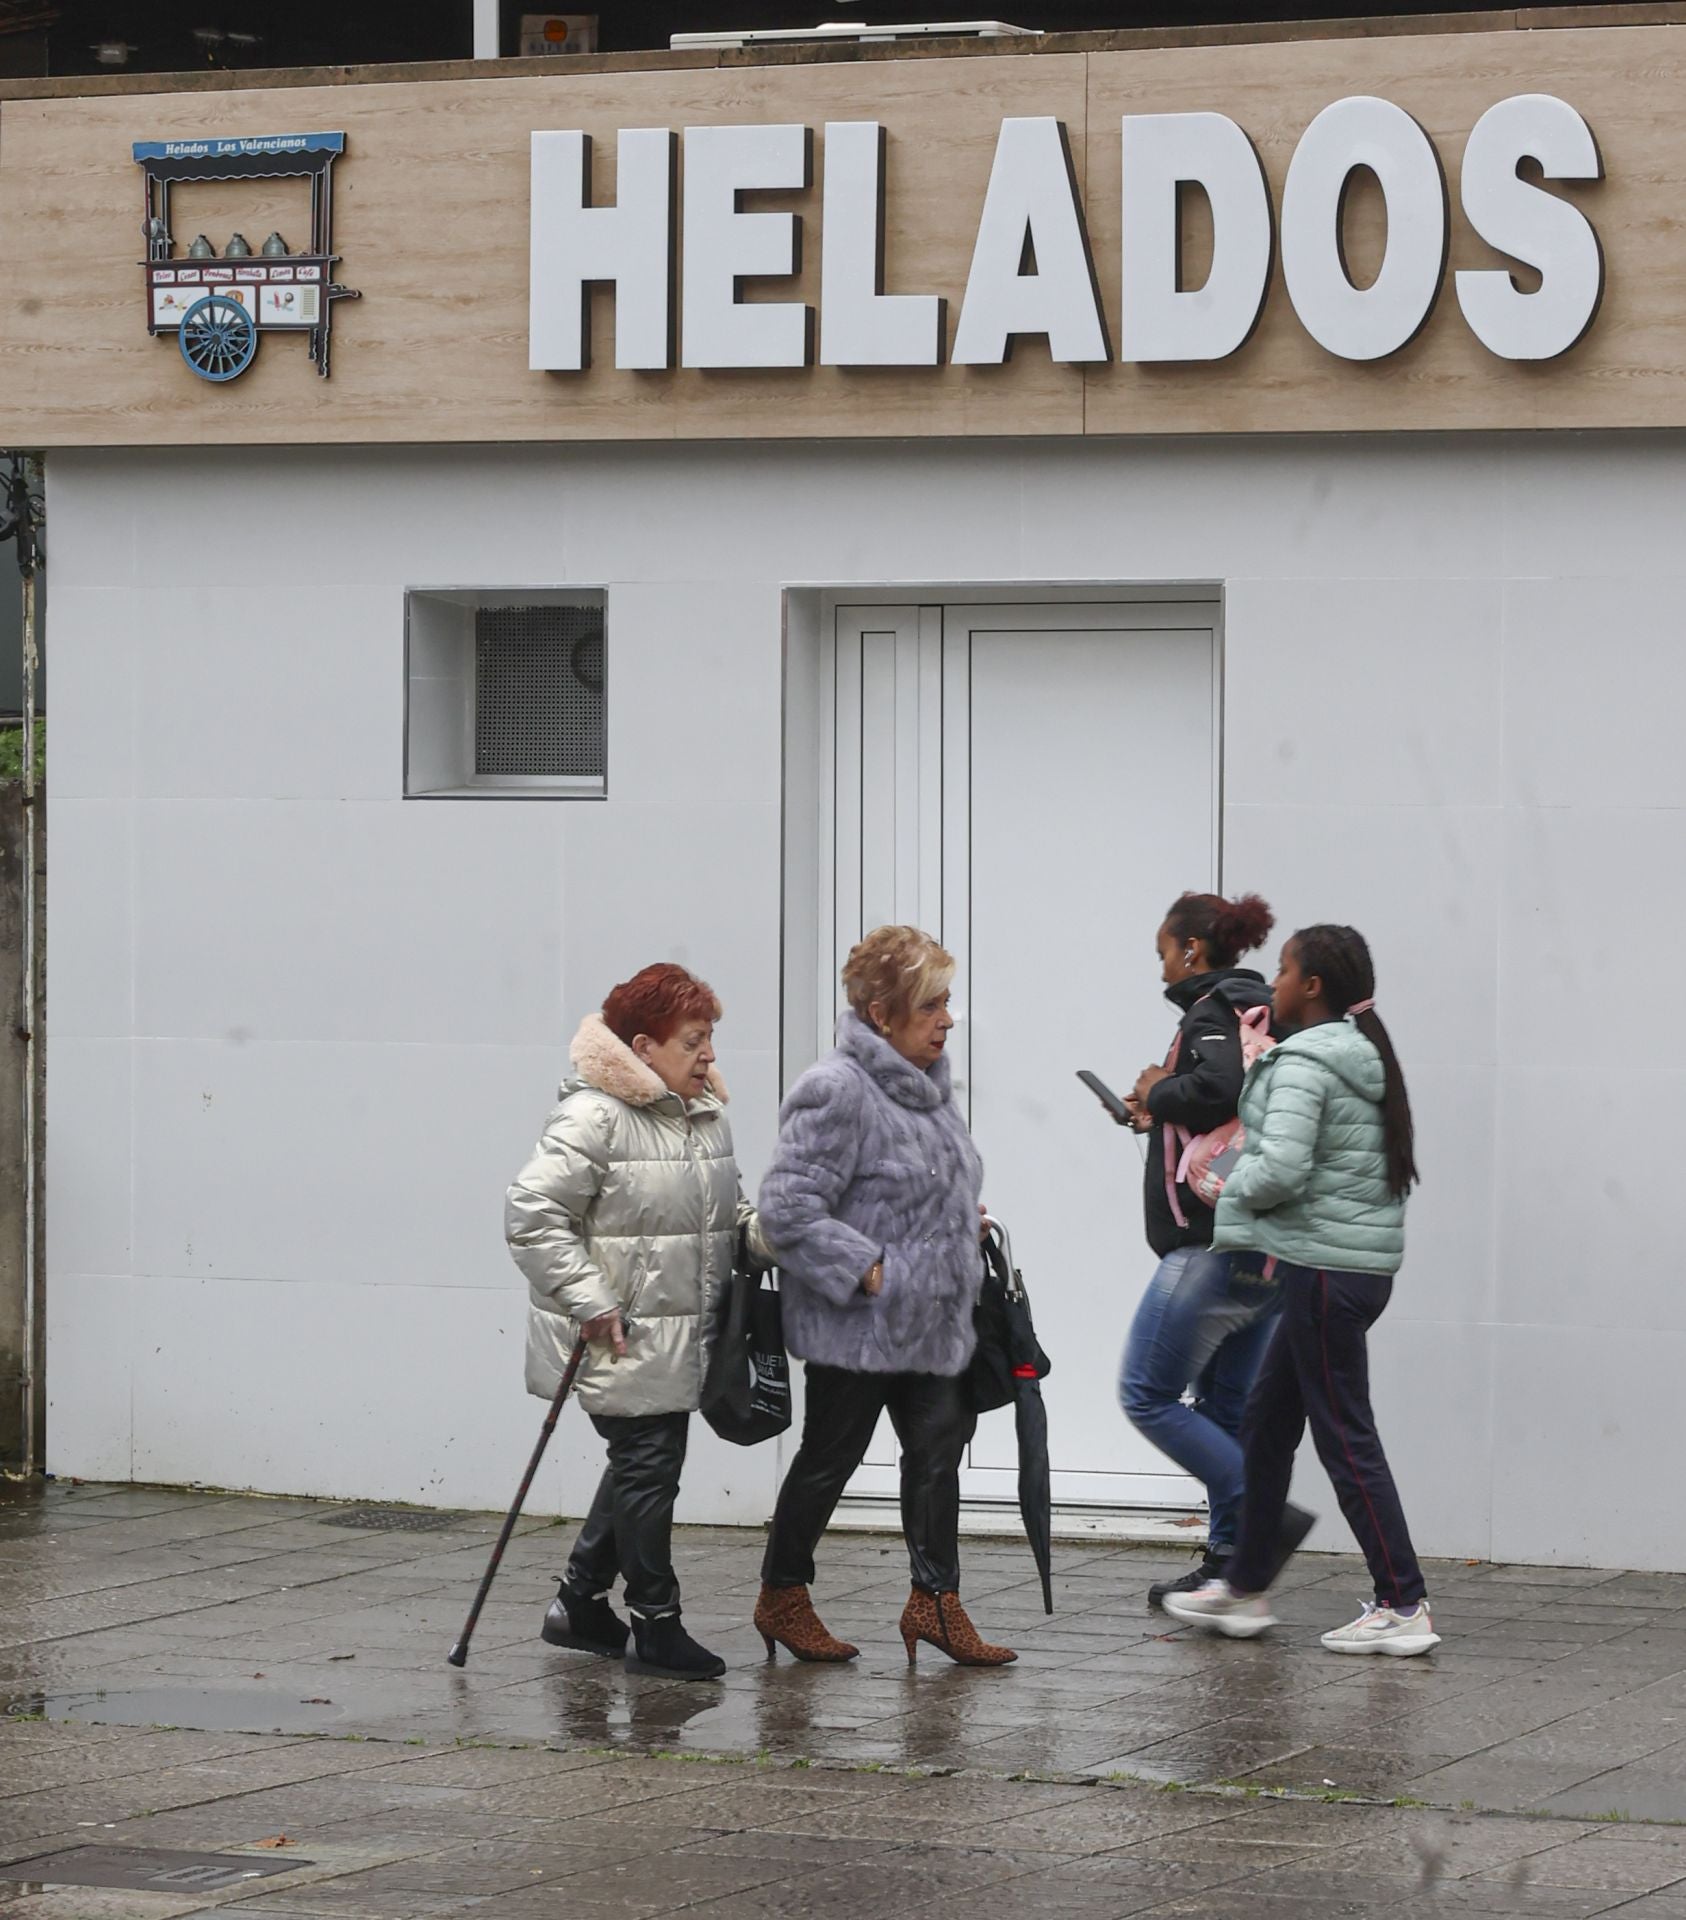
left=1161, top=1580, right=1278, bottom=1639
left=1321, top=1600, right=1441, bottom=1657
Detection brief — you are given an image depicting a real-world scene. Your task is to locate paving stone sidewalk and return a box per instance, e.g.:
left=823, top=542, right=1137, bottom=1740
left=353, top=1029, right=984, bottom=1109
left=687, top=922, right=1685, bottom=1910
left=5, top=1484, right=1686, bottom=1915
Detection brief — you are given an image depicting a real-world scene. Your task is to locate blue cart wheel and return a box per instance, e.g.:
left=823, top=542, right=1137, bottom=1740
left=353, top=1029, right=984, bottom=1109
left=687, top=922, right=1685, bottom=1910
left=178, top=294, right=257, bottom=382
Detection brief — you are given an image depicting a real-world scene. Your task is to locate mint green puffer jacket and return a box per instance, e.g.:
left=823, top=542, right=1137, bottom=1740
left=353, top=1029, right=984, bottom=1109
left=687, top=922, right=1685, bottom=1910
left=1211, top=1018, right=1406, bottom=1276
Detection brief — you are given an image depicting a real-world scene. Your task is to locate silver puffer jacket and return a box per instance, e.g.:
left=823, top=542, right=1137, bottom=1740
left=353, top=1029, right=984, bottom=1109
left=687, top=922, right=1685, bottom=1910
left=505, top=1014, right=769, bottom=1418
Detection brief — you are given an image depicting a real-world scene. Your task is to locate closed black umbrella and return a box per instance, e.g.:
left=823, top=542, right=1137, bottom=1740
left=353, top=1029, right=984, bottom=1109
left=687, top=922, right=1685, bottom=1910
left=967, top=1220, right=1054, bottom=1614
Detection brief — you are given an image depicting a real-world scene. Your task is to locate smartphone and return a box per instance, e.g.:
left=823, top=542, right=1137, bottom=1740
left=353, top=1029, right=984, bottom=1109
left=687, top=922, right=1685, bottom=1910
left=1076, top=1070, right=1133, bottom=1124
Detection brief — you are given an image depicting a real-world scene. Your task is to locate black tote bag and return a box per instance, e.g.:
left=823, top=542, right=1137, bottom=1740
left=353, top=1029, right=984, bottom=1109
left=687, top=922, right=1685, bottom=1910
left=701, top=1241, right=792, bottom=1446
left=964, top=1222, right=1052, bottom=1415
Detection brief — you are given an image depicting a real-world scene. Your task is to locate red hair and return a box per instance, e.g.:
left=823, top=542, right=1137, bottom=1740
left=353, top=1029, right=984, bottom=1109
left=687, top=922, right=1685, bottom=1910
left=601, top=964, right=722, bottom=1048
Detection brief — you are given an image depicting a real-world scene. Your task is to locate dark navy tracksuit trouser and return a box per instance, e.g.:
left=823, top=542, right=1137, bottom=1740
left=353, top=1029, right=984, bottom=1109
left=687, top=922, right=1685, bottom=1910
left=1226, top=1261, right=1427, bottom=1610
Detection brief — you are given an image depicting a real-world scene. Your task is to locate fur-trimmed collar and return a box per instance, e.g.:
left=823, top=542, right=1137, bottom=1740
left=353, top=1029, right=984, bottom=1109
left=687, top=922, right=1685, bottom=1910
left=567, top=1012, right=728, bottom=1110
left=837, top=1010, right=951, bottom=1111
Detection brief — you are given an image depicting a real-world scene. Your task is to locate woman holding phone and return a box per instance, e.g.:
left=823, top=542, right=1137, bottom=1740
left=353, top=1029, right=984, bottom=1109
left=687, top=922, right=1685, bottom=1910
left=1114, top=891, right=1311, bottom=1609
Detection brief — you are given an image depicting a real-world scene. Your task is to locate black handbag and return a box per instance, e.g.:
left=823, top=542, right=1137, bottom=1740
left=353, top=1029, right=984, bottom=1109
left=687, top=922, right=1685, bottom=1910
left=965, top=1220, right=1051, bottom=1414
left=701, top=1238, right=792, bottom=1446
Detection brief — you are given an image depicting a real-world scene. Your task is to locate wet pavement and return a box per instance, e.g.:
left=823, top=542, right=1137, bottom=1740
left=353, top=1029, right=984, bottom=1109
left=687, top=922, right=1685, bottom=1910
left=6, top=1485, right=1686, bottom=1913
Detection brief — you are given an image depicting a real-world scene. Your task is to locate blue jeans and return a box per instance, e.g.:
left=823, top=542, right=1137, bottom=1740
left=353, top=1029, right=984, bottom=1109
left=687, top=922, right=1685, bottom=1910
left=1119, top=1247, right=1281, bottom=1553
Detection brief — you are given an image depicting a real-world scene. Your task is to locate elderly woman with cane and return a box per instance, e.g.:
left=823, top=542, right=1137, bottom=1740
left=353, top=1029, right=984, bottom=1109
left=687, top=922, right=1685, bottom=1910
left=505, top=962, right=769, bottom=1681
left=754, top=924, right=1015, bottom=1669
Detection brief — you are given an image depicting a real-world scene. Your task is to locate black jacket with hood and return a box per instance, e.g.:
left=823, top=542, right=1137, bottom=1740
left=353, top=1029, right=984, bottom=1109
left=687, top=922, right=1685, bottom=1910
left=1140, top=968, right=1273, bottom=1258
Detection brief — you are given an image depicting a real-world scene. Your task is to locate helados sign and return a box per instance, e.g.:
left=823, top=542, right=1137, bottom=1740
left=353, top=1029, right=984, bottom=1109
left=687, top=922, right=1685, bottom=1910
left=529, top=96, right=1603, bottom=373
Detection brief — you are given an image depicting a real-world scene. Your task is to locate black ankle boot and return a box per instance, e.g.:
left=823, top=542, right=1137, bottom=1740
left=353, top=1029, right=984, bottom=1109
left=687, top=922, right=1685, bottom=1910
left=540, top=1583, right=629, bottom=1657
left=1150, top=1549, right=1228, bottom=1612
left=625, top=1612, right=725, bottom=1681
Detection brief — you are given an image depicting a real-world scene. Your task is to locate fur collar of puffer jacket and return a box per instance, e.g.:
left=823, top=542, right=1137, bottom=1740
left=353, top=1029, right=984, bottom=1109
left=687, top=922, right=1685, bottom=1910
left=568, top=1012, right=729, bottom=1110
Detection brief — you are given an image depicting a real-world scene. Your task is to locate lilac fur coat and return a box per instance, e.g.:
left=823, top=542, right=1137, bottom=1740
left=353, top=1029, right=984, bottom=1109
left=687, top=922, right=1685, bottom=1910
left=758, top=1012, right=985, bottom=1377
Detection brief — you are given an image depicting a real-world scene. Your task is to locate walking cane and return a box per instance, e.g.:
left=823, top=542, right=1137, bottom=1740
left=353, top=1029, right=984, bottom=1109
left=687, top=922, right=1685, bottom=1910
left=447, top=1334, right=589, bottom=1667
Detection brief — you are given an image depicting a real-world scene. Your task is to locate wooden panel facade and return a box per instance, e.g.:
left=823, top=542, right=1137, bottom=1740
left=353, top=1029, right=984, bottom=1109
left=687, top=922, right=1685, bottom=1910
left=0, top=21, right=1682, bottom=445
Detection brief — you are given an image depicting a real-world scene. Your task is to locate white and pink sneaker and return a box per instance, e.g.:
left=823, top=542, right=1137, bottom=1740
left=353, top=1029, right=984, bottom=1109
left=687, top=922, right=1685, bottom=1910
left=1160, top=1580, right=1278, bottom=1639
left=1320, top=1600, right=1440, bottom=1657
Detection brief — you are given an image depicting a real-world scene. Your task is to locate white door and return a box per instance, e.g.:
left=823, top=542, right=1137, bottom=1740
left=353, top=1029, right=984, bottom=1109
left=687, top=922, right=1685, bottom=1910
left=823, top=600, right=1221, bottom=1511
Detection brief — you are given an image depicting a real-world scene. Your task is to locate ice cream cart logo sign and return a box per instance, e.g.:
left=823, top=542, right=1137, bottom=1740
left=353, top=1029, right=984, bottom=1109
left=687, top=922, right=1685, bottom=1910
left=529, top=96, right=1605, bottom=373
left=134, top=130, right=359, bottom=382
left=154, top=135, right=330, bottom=160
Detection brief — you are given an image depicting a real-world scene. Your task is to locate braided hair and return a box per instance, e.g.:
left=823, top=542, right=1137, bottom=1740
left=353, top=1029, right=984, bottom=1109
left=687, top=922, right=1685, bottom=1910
left=1292, top=924, right=1419, bottom=1200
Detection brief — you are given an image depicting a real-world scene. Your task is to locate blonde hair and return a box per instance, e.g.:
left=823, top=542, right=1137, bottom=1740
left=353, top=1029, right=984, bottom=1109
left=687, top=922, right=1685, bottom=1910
left=842, top=925, right=955, bottom=1028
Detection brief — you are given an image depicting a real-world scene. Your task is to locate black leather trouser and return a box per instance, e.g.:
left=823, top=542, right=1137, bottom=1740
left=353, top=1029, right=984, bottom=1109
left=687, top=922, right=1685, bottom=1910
left=566, top=1411, right=690, bottom=1618
left=762, top=1365, right=976, bottom=1594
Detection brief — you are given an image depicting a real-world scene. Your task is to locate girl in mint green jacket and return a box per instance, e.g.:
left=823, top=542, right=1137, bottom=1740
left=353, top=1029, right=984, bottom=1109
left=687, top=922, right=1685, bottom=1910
left=1163, top=926, right=1439, bottom=1659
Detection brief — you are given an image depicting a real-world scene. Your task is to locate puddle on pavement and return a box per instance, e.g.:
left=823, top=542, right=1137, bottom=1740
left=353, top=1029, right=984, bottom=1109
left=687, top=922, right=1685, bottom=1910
left=5, top=1682, right=429, bottom=1737
left=2, top=1667, right=735, bottom=1746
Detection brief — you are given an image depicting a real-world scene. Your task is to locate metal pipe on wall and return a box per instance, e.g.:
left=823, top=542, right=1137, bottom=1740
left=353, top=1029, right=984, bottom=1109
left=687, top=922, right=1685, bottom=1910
left=18, top=459, right=39, bottom=1481
left=1, top=452, right=43, bottom=1481
left=473, top=0, right=499, bottom=59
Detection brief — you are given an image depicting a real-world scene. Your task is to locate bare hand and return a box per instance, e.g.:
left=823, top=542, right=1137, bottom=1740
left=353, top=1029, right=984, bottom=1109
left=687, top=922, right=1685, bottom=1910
left=861, top=1262, right=885, bottom=1298
left=583, top=1309, right=627, bottom=1357
left=979, top=1204, right=990, bottom=1243
left=1133, top=1065, right=1170, bottom=1108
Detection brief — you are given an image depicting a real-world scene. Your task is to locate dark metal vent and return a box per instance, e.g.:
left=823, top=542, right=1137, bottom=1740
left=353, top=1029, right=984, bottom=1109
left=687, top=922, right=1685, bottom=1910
left=318, top=1506, right=468, bottom=1533
left=0, top=1847, right=310, bottom=1892
left=475, top=603, right=605, bottom=778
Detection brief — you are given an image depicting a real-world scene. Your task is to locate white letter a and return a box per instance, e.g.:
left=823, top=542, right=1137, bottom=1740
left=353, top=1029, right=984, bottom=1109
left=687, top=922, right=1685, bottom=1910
left=953, top=118, right=1108, bottom=365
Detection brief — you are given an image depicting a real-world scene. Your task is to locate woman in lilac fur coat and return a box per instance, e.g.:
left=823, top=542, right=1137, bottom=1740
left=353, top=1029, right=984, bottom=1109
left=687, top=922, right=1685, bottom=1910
left=754, top=925, right=1016, bottom=1670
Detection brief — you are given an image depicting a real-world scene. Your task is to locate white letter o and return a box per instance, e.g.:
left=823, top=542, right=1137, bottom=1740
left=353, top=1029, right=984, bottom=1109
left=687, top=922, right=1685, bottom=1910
left=1281, top=96, right=1447, bottom=362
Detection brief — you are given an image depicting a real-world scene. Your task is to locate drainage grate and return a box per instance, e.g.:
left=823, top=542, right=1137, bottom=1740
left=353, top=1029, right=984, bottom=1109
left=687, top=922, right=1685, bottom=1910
left=318, top=1505, right=469, bottom=1533
left=0, top=1846, right=311, bottom=1892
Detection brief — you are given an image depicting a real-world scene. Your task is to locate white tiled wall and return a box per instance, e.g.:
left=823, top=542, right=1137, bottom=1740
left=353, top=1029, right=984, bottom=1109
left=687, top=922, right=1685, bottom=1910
left=43, top=435, right=1686, bottom=1569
